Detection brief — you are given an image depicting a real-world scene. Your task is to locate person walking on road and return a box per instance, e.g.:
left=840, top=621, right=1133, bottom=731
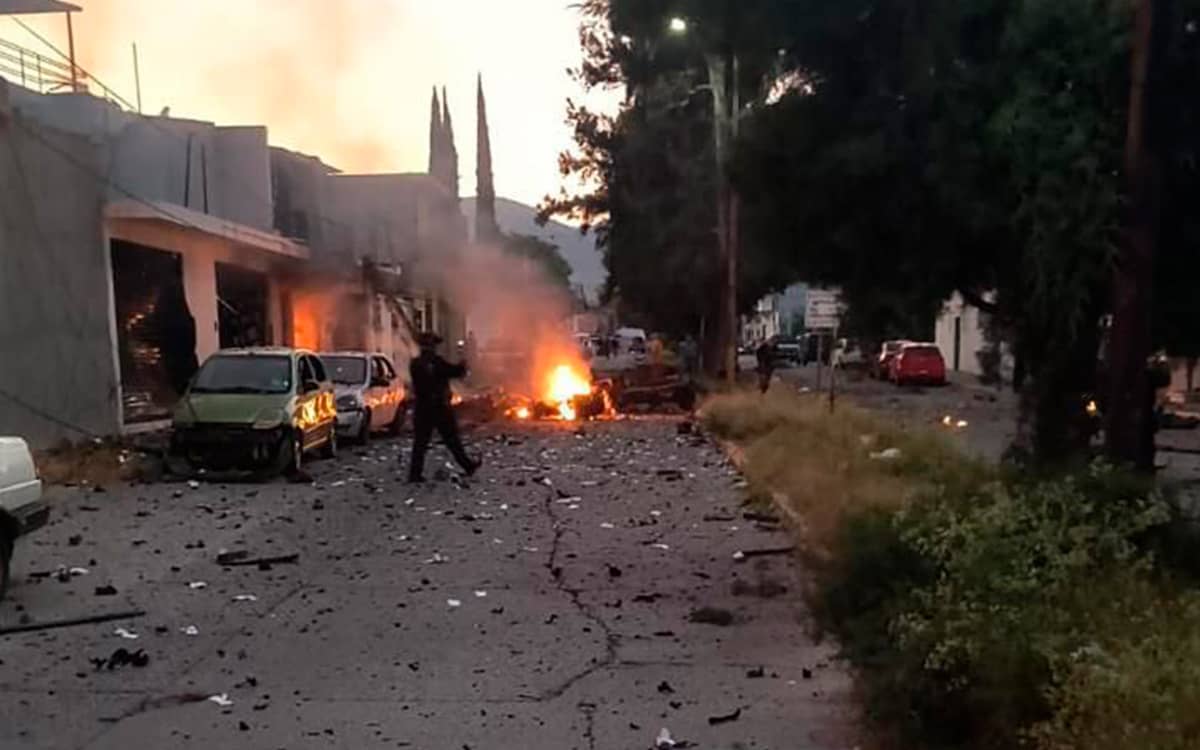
left=755, top=340, right=775, bottom=394
left=407, top=332, right=480, bottom=483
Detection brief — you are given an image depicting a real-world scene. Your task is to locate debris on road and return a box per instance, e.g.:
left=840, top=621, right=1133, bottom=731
left=733, top=546, right=795, bottom=561
left=707, top=707, right=742, bottom=725
left=221, top=553, right=299, bottom=569
left=113, top=628, right=140, bottom=640
left=187, top=581, right=208, bottom=590
left=92, top=647, right=150, bottom=671
left=216, top=550, right=249, bottom=565
left=656, top=680, right=675, bottom=694
left=0, top=610, right=147, bottom=636
left=447, top=599, right=462, bottom=608
left=232, top=594, right=258, bottom=603
left=869, top=447, right=902, bottom=460
left=93, top=585, right=118, bottom=597
left=746, top=666, right=765, bottom=679
left=688, top=607, right=734, bottom=627
left=180, top=625, right=200, bottom=636
left=207, top=694, right=233, bottom=707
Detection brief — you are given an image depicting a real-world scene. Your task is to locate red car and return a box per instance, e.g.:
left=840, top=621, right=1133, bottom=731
left=873, top=340, right=909, bottom=379
left=889, top=343, right=947, bottom=386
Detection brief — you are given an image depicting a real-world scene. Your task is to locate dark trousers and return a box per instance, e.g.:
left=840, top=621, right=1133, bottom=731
left=409, top=406, right=472, bottom=479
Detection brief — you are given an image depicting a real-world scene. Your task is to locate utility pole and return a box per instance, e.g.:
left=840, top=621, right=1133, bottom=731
left=1106, top=0, right=1164, bottom=470
left=706, top=48, right=739, bottom=385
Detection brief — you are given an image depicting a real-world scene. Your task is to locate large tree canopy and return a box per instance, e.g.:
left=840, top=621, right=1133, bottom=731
left=549, top=0, right=1200, bottom=465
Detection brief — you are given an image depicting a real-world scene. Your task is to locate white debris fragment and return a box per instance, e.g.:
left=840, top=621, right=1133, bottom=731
left=651, top=543, right=670, bottom=551
left=523, top=546, right=540, bottom=553
left=474, top=590, right=488, bottom=598
left=447, top=599, right=462, bottom=608
left=650, top=510, right=662, bottom=517
left=113, top=628, right=140, bottom=640
left=493, top=538, right=504, bottom=544
left=600, top=522, right=615, bottom=529
left=656, top=727, right=677, bottom=748
left=870, top=448, right=903, bottom=461
left=180, top=625, right=199, bottom=636
left=68, top=567, right=89, bottom=576
left=233, top=594, right=258, bottom=603
left=207, top=694, right=233, bottom=707
left=187, top=581, right=207, bottom=590
left=555, top=496, right=583, bottom=504
left=733, top=551, right=747, bottom=561
left=330, top=480, right=346, bottom=487
left=405, top=498, right=415, bottom=506
left=187, top=480, right=200, bottom=489
left=956, top=419, right=969, bottom=428
left=424, top=553, right=448, bottom=565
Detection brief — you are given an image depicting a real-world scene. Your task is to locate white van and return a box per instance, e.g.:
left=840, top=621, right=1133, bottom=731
left=0, top=437, right=47, bottom=600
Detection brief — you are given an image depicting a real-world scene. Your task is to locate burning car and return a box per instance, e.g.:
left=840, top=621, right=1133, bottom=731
left=320, top=352, right=408, bottom=443
left=170, top=347, right=337, bottom=476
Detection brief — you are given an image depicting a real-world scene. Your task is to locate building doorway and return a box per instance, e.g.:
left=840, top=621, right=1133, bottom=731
left=216, top=263, right=269, bottom=349
left=110, top=240, right=197, bottom=424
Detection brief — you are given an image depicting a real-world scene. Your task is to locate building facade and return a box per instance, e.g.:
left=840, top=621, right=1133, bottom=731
left=0, top=76, right=467, bottom=446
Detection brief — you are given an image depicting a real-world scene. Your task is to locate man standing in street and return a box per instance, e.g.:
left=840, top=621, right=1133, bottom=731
left=407, top=332, right=480, bottom=483
left=755, top=339, right=775, bottom=394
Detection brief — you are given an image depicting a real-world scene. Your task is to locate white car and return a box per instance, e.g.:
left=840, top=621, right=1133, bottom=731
left=0, top=437, right=48, bottom=600
left=320, top=352, right=409, bottom=443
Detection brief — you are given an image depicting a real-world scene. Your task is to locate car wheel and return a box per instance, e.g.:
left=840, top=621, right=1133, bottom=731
left=278, top=431, right=303, bottom=478
left=357, top=410, right=372, bottom=445
left=320, top=426, right=338, bottom=460
left=0, top=532, right=13, bottom=602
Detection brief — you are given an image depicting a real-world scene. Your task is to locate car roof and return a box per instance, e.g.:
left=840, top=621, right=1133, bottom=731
left=900, top=341, right=940, bottom=349
left=318, top=351, right=381, bottom=359
left=215, top=346, right=301, bottom=357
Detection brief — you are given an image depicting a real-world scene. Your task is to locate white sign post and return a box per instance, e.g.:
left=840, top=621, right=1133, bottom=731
left=805, top=291, right=842, bottom=405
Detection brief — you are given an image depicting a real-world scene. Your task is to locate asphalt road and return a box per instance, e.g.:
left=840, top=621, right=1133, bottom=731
left=0, top=418, right=856, bottom=750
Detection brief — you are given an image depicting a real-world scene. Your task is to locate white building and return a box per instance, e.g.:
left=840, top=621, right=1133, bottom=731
left=741, top=294, right=783, bottom=345
left=934, top=292, right=1013, bottom=381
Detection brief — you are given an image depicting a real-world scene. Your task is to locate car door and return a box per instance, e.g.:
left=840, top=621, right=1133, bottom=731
left=371, top=356, right=399, bottom=426
left=306, top=355, right=337, bottom=438
left=295, top=355, right=320, bottom=449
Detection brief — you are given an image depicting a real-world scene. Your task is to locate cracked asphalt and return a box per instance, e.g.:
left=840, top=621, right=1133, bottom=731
left=0, top=417, right=857, bottom=749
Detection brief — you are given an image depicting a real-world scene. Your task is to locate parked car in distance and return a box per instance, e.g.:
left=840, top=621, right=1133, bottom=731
left=773, top=337, right=802, bottom=366
left=874, top=339, right=910, bottom=379
left=170, top=347, right=338, bottom=476
left=835, top=339, right=867, bottom=369
left=0, top=437, right=48, bottom=600
left=321, top=352, right=408, bottom=444
left=889, top=342, right=948, bottom=386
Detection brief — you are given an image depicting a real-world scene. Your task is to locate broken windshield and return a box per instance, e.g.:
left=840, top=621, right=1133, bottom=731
left=190, top=355, right=292, bottom=395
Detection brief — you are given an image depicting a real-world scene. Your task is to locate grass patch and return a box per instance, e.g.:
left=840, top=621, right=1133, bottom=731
left=703, top=388, right=1200, bottom=750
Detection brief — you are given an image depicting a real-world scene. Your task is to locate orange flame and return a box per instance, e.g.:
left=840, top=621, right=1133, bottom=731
left=515, top=406, right=531, bottom=420
left=546, top=364, right=591, bottom=420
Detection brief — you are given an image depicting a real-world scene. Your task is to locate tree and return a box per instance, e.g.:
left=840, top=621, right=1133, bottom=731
left=500, top=234, right=573, bottom=290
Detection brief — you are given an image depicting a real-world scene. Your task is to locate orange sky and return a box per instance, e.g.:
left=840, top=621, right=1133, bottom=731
left=1, top=0, right=621, bottom=208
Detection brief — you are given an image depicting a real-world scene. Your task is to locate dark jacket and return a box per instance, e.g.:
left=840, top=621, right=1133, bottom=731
left=410, top=351, right=466, bottom=411
left=756, top=343, right=775, bottom=372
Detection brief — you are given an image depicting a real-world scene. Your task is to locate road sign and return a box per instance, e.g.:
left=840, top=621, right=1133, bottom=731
left=805, top=290, right=840, bottom=330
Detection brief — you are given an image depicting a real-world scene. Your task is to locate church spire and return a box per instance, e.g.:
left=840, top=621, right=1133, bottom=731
left=475, top=73, right=498, bottom=243
left=429, top=86, right=443, bottom=177
left=441, top=86, right=459, bottom=200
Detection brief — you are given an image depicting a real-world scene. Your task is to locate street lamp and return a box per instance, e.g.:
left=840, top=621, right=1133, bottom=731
left=663, top=14, right=740, bottom=383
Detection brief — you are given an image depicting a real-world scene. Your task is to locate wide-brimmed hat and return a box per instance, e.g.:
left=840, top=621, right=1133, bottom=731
left=417, top=332, right=444, bottom=348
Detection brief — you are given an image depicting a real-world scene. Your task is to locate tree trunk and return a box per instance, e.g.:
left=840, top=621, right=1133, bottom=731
left=1106, top=0, right=1164, bottom=472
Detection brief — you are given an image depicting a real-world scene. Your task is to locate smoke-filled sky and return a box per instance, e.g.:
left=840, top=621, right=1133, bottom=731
left=1, top=0, right=620, bottom=207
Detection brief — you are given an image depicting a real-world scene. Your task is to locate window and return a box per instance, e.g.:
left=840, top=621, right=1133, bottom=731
left=323, top=356, right=368, bottom=385
left=192, top=355, right=292, bottom=395
left=379, top=357, right=396, bottom=380
left=298, top=356, right=315, bottom=385
left=308, top=355, right=328, bottom=382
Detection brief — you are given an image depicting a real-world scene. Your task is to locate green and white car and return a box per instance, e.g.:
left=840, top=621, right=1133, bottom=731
left=170, top=348, right=338, bottom=475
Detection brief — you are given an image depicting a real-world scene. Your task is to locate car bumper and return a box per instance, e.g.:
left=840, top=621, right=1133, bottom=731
left=173, top=425, right=285, bottom=469
left=335, top=410, right=366, bottom=436
left=13, top=496, right=49, bottom=536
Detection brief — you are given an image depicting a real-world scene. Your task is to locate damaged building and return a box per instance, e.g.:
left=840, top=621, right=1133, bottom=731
left=0, top=74, right=467, bottom=447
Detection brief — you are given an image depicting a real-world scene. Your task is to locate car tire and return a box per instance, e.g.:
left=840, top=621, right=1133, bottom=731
left=0, top=531, right=13, bottom=602
left=278, top=431, right=303, bottom=478
left=320, top=426, right=338, bottom=460
left=357, top=410, right=372, bottom=445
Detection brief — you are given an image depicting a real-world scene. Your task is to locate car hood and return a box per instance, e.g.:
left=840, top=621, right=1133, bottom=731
left=175, top=393, right=290, bottom=425
left=334, top=383, right=367, bottom=398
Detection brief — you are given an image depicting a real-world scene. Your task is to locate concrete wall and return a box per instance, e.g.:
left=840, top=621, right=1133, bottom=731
left=935, top=293, right=1013, bottom=380
left=0, top=102, right=121, bottom=446
left=8, top=86, right=274, bottom=232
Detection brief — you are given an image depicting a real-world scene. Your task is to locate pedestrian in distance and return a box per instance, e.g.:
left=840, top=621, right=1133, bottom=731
left=756, top=340, right=775, bottom=394
left=406, top=332, right=480, bottom=483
